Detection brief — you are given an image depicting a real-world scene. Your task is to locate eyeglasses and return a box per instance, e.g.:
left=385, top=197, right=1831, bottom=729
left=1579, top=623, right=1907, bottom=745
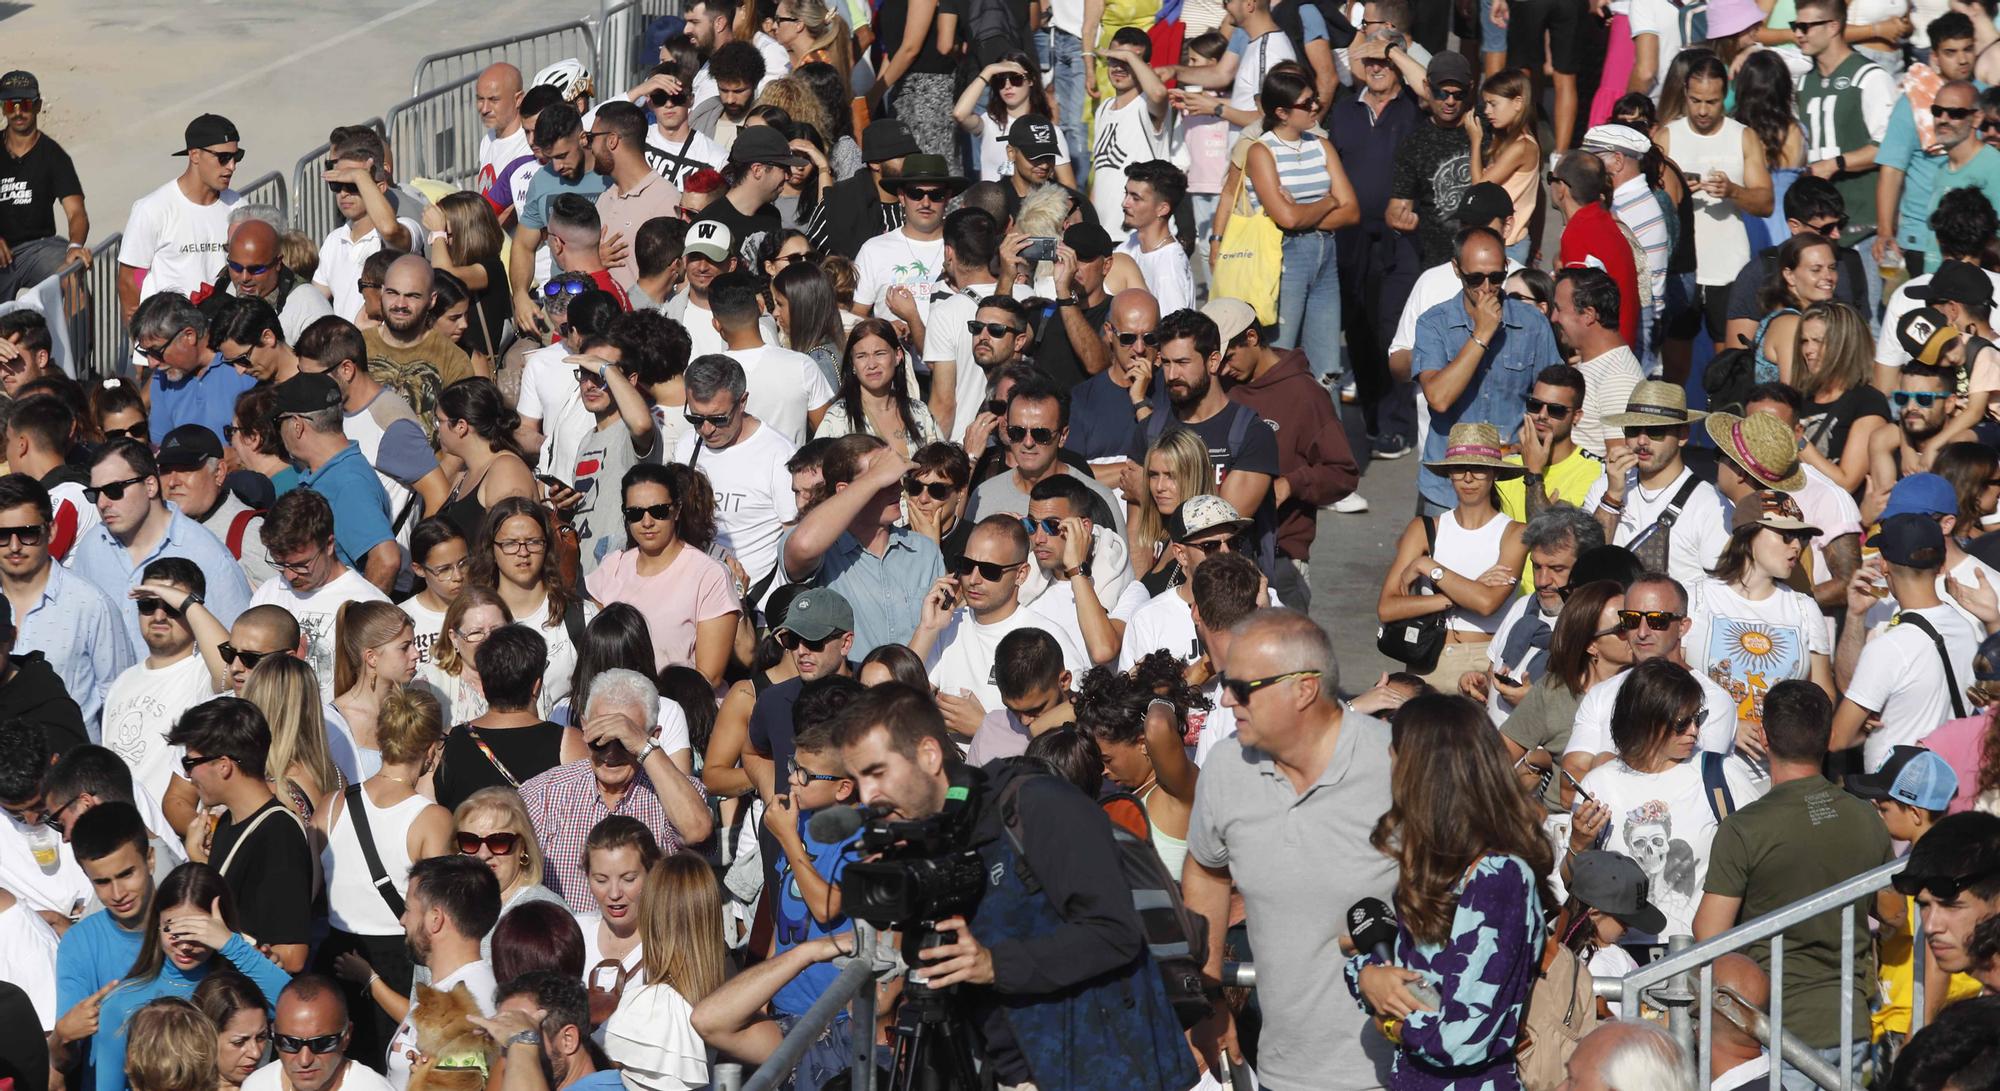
left=135, top=597, right=182, bottom=619
left=1805, top=217, right=1846, bottom=237
left=1218, top=669, right=1322, bottom=704
left=0, top=523, right=46, bottom=546
left=1789, top=17, right=1836, bottom=31
left=1893, top=864, right=2000, bottom=899
left=456, top=830, right=521, bottom=856
left=494, top=536, right=548, bottom=554
left=270, top=550, right=324, bottom=576
left=542, top=279, right=592, bottom=298
left=994, top=72, right=1029, bottom=89
left=83, top=475, right=148, bottom=503
left=968, top=320, right=1022, bottom=338
left=275, top=1031, right=346, bottom=1056
left=1622, top=425, right=1681, bottom=441
left=623, top=503, right=677, bottom=524
left=1616, top=609, right=1685, bottom=632
left=218, top=643, right=278, bottom=670
left=903, top=474, right=956, bottom=499
left=180, top=753, right=229, bottom=776
left=1020, top=515, right=1064, bottom=535
left=948, top=555, right=1022, bottom=580
left=1006, top=425, right=1057, bottom=445
left=1933, top=104, right=1980, bottom=120
left=776, top=629, right=845, bottom=652
left=903, top=186, right=950, bottom=204
left=103, top=424, right=149, bottom=442
left=1114, top=330, right=1160, bottom=347
left=419, top=557, right=471, bottom=578
left=685, top=409, right=735, bottom=428
left=1525, top=397, right=1573, bottom=419
left=1893, top=390, right=1948, bottom=408
left=788, top=756, right=844, bottom=783
left=1460, top=271, right=1505, bottom=288
left=197, top=147, right=247, bottom=164
left=136, top=329, right=189, bottom=363
left=582, top=129, right=613, bottom=144
left=226, top=260, right=274, bottom=276
left=453, top=625, right=497, bottom=644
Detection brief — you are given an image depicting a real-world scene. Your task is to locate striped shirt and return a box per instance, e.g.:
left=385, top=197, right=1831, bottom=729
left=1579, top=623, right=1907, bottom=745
left=1248, top=131, right=1333, bottom=214
left=1610, top=174, right=1670, bottom=312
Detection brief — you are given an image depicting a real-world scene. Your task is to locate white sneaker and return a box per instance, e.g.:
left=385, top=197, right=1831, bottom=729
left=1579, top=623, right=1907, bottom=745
left=1329, top=493, right=1370, bottom=514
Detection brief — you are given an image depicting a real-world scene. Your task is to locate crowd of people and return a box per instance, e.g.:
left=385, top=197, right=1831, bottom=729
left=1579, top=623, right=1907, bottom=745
left=10, top=0, right=2000, bottom=1087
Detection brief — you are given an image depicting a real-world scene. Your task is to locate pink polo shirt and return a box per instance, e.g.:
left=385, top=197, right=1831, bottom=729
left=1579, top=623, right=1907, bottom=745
left=585, top=544, right=740, bottom=672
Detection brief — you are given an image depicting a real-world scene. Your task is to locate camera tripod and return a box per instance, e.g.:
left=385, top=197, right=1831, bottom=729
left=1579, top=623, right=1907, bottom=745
left=884, top=925, right=984, bottom=1091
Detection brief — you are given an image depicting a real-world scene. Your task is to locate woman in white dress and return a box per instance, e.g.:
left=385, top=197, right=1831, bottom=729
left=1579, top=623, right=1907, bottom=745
left=605, top=853, right=729, bottom=1091
left=579, top=817, right=662, bottom=1027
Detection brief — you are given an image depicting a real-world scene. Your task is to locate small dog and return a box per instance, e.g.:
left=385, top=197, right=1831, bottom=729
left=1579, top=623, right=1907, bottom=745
left=404, top=983, right=494, bottom=1091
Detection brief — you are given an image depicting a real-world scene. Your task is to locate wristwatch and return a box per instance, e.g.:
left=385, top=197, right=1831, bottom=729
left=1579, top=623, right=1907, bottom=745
left=1212, top=101, right=1225, bottom=118
left=635, top=740, right=660, bottom=764
left=505, top=1029, right=541, bottom=1048
left=184, top=589, right=206, bottom=609
left=1428, top=565, right=1446, bottom=582
left=1061, top=564, right=1087, bottom=580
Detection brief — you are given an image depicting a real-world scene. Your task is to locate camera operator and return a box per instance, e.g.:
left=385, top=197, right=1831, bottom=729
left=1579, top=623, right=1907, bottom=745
left=829, top=684, right=1196, bottom=1091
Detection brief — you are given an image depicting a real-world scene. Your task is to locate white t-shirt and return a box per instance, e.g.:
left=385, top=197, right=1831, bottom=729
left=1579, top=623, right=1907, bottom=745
left=102, top=653, right=217, bottom=802
left=723, top=343, right=837, bottom=445
left=1485, top=594, right=1555, bottom=727
left=119, top=179, right=242, bottom=300
left=603, top=981, right=709, bottom=1091
left=0, top=814, right=91, bottom=920
left=1864, top=552, right=2000, bottom=637
left=1877, top=268, right=2000, bottom=367
left=978, top=111, right=1076, bottom=183
left=1119, top=588, right=1201, bottom=669
left=922, top=282, right=1012, bottom=445
left=684, top=299, right=726, bottom=360
left=518, top=342, right=595, bottom=484
left=404, top=597, right=449, bottom=668
left=854, top=229, right=947, bottom=325
left=0, top=897, right=58, bottom=1031
left=1582, top=467, right=1731, bottom=591
left=645, top=127, right=729, bottom=189
left=1229, top=32, right=1297, bottom=112
left=386, top=960, right=498, bottom=1090
left=1683, top=577, right=1831, bottom=729
left=1626, top=0, right=1688, bottom=98
left=1578, top=754, right=1768, bottom=943
left=518, top=595, right=600, bottom=718
left=315, top=217, right=426, bottom=323
left=248, top=568, right=392, bottom=705
left=477, top=126, right=532, bottom=202
left=245, top=1061, right=393, bottom=1091
left=1845, top=602, right=1981, bottom=770
left=1090, top=95, right=1168, bottom=227
left=926, top=606, right=1088, bottom=718
left=1563, top=665, right=1743, bottom=759
left=673, top=421, right=799, bottom=595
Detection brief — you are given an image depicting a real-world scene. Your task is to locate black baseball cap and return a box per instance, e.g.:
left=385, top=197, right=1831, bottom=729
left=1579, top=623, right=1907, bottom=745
left=1909, top=260, right=1995, bottom=307
left=1568, top=851, right=1668, bottom=934
left=1006, top=115, right=1061, bottom=160
left=1454, top=182, right=1513, bottom=225
left=156, top=425, right=224, bottom=470
left=1064, top=223, right=1115, bottom=261
left=1868, top=512, right=1947, bottom=568
left=1891, top=811, right=2000, bottom=896
left=861, top=119, right=919, bottom=163
left=728, top=125, right=808, bottom=167
left=272, top=373, right=343, bottom=416
left=175, top=113, right=240, bottom=155
left=0, top=72, right=38, bottom=102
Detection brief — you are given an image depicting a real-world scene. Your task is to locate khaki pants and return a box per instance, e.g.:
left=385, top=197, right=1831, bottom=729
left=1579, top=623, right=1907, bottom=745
left=1417, top=636, right=1492, bottom=693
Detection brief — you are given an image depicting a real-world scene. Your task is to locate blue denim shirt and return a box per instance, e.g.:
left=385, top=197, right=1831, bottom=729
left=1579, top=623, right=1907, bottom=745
left=1412, top=294, right=1562, bottom=508
left=282, top=442, right=394, bottom=570
left=791, top=524, right=943, bottom=657
left=15, top=561, right=135, bottom=739
left=71, top=503, right=253, bottom=656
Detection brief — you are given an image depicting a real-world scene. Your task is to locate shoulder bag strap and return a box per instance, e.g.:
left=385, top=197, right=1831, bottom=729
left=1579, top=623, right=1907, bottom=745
left=464, top=726, right=524, bottom=790
left=1700, top=751, right=1736, bottom=824
left=1894, top=612, right=1970, bottom=719
left=214, top=804, right=290, bottom=879
left=343, top=782, right=408, bottom=917
left=1657, top=475, right=1704, bottom=532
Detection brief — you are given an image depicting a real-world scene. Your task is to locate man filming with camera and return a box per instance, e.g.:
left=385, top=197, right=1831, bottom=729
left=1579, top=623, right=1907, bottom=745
left=829, top=684, right=1196, bottom=1091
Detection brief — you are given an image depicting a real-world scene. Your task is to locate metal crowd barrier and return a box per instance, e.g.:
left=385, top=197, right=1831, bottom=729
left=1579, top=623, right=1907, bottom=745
left=410, top=20, right=598, bottom=96
left=596, top=0, right=680, bottom=100
left=49, top=234, right=126, bottom=380
left=232, top=170, right=291, bottom=229
left=716, top=922, right=889, bottom=1091
left=387, top=75, right=484, bottom=186
left=292, top=118, right=388, bottom=247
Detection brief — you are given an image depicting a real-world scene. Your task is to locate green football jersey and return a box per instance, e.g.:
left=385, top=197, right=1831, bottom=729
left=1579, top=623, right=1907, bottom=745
left=1799, top=52, right=1887, bottom=243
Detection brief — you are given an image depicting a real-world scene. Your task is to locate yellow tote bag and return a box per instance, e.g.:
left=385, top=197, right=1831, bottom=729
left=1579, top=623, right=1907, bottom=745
left=1211, top=178, right=1281, bottom=325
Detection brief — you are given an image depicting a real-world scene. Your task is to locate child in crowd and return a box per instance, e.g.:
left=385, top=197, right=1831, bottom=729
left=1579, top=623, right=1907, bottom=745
left=1559, top=850, right=1660, bottom=1017
left=761, top=677, right=863, bottom=1025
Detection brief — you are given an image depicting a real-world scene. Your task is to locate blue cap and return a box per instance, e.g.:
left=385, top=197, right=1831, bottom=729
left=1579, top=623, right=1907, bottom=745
left=1976, top=630, right=2000, bottom=683
left=1853, top=745, right=1959, bottom=811
left=1881, top=473, right=1957, bottom=520
left=1868, top=512, right=1947, bottom=567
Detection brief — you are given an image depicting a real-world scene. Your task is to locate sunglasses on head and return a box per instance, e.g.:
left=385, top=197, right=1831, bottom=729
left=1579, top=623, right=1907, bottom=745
left=776, top=629, right=845, bottom=652
left=1006, top=425, right=1057, bottom=445
left=1893, top=390, right=1948, bottom=408
left=1616, top=609, right=1684, bottom=632
left=624, top=502, right=677, bottom=524
left=903, top=186, right=951, bottom=204
left=903, top=474, right=956, bottom=499
left=83, top=475, right=148, bottom=503
left=1460, top=270, right=1505, bottom=288
left=1020, top=515, right=1064, bottom=535
left=949, top=555, right=1022, bottom=580
left=218, top=643, right=278, bottom=669
left=135, top=597, right=182, bottom=619
left=456, top=831, right=521, bottom=856
left=1115, top=330, right=1160, bottom=347
left=1933, top=104, right=1980, bottom=120
left=275, top=1032, right=345, bottom=1056
left=1525, top=396, right=1573, bottom=419
left=1218, top=669, right=1321, bottom=704
left=0, top=523, right=45, bottom=546
left=968, top=320, right=1021, bottom=338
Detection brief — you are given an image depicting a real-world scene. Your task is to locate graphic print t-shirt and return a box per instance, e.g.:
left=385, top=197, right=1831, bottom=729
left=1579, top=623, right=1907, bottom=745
left=1578, top=755, right=1767, bottom=944
left=1684, top=577, right=1831, bottom=732
left=1390, top=123, right=1472, bottom=267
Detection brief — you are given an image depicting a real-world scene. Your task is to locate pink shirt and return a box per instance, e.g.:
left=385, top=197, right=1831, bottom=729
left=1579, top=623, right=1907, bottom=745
left=586, top=545, right=740, bottom=672
left=1924, top=712, right=1993, bottom=814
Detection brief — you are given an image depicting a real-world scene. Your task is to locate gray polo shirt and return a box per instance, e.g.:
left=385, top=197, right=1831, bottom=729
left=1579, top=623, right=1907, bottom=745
left=1187, top=711, right=1398, bottom=1091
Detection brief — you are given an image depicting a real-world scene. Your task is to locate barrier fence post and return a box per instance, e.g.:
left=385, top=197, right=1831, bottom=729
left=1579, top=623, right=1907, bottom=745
left=89, top=234, right=125, bottom=377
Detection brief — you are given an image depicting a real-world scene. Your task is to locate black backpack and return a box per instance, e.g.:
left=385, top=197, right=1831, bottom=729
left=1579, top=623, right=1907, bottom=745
left=1702, top=343, right=1758, bottom=417
left=963, top=0, right=1031, bottom=67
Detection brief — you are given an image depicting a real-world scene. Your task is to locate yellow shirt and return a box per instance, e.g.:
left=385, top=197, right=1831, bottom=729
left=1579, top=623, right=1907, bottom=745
left=1496, top=448, right=1606, bottom=594
left=1872, top=893, right=1986, bottom=1039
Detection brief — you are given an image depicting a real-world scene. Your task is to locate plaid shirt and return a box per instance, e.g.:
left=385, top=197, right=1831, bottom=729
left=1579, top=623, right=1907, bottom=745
left=520, top=758, right=707, bottom=913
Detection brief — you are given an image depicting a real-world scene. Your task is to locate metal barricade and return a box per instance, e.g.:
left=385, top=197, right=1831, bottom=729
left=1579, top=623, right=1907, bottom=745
left=387, top=76, right=484, bottom=187
left=52, top=252, right=93, bottom=377
left=232, top=170, right=291, bottom=229
left=292, top=118, right=388, bottom=247
left=716, top=923, right=890, bottom=1091
left=410, top=21, right=598, bottom=96
left=70, top=234, right=126, bottom=379
left=595, top=0, right=679, bottom=99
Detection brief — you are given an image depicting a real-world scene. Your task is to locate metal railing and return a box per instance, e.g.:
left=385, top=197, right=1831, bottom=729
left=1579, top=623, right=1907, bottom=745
left=292, top=118, right=387, bottom=246
left=715, top=922, right=890, bottom=1091
left=596, top=0, right=681, bottom=102
left=388, top=75, right=484, bottom=186
left=410, top=20, right=598, bottom=96
left=233, top=170, right=291, bottom=229
left=50, top=235, right=126, bottom=379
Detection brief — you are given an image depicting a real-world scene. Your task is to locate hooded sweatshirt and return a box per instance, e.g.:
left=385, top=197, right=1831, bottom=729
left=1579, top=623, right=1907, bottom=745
left=1226, top=348, right=1359, bottom=561
left=0, top=652, right=88, bottom=755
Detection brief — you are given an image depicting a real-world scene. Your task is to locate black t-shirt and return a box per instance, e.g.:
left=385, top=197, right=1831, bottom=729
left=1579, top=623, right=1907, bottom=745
left=0, top=134, right=82, bottom=249
left=879, top=0, right=960, bottom=75
left=434, top=720, right=569, bottom=810
left=1126, top=400, right=1284, bottom=574
left=1029, top=296, right=1111, bottom=395
left=1801, top=383, right=1890, bottom=459
left=696, top=198, right=784, bottom=261
left=746, top=676, right=805, bottom=775
left=210, top=799, right=314, bottom=947
left=1389, top=121, right=1470, bottom=268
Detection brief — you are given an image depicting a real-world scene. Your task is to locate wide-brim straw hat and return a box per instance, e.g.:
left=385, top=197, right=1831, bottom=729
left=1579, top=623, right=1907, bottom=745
left=1705, top=411, right=1806, bottom=492
left=1602, top=379, right=1708, bottom=428
left=1422, top=422, right=1527, bottom=478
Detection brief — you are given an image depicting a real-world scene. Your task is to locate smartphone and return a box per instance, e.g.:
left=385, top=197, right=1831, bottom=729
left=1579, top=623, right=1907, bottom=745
left=1493, top=672, right=1524, bottom=689
left=536, top=474, right=566, bottom=490
left=1682, top=171, right=1701, bottom=186
left=1561, top=766, right=1596, bottom=806
left=1020, top=236, right=1060, bottom=263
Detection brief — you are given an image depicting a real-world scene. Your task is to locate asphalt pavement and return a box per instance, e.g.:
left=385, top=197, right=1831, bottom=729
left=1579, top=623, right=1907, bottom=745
left=1303, top=431, right=1420, bottom=695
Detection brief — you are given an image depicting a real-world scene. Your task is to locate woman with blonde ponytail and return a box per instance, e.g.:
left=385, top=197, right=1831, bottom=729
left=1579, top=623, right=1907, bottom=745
left=242, top=654, right=344, bottom=822
left=332, top=600, right=420, bottom=778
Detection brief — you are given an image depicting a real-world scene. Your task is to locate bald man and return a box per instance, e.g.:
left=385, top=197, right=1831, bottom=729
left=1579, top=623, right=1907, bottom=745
left=201, top=219, right=332, bottom=342
left=1076, top=286, right=1164, bottom=466
left=361, top=254, right=478, bottom=387
left=477, top=63, right=528, bottom=185
left=1710, top=954, right=1772, bottom=1089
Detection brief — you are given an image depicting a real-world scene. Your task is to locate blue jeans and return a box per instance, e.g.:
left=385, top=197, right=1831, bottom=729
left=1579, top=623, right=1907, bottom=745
left=1779, top=1039, right=1868, bottom=1091
left=1504, top=235, right=1530, bottom=267
left=1038, top=28, right=1087, bottom=188
left=1853, top=231, right=1883, bottom=335
left=1276, top=230, right=1343, bottom=385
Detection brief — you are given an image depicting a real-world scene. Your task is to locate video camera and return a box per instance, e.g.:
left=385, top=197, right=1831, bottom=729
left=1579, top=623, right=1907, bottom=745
left=816, top=802, right=987, bottom=928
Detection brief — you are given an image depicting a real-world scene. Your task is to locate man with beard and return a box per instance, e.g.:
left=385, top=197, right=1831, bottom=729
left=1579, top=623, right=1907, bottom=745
left=471, top=973, right=621, bottom=1091
left=690, top=40, right=769, bottom=148
left=1653, top=51, right=1773, bottom=353
left=1473, top=503, right=1603, bottom=729
left=269, top=374, right=398, bottom=593
left=1876, top=309, right=1958, bottom=477
left=129, top=291, right=257, bottom=446
left=364, top=254, right=478, bottom=388
left=0, top=69, right=90, bottom=302
left=1582, top=381, right=1729, bottom=588
left=685, top=0, right=785, bottom=111
left=697, top=126, right=799, bottom=252
left=519, top=669, right=712, bottom=911
left=314, top=130, right=418, bottom=323
left=1002, top=115, right=1064, bottom=202
left=825, top=120, right=916, bottom=259
left=852, top=155, right=965, bottom=328
left=589, top=100, right=680, bottom=292
left=1495, top=365, right=1604, bottom=522
left=1551, top=151, right=1642, bottom=346
left=244, top=978, right=392, bottom=1091
left=385, top=856, right=499, bottom=1090
left=198, top=219, right=331, bottom=342
left=510, top=102, right=610, bottom=336
left=1548, top=267, right=1644, bottom=459
left=664, top=222, right=755, bottom=359
left=1108, top=159, right=1192, bottom=316
left=155, top=426, right=274, bottom=587
left=921, top=208, right=1014, bottom=440
left=1906, top=260, right=2000, bottom=447
left=0, top=473, right=131, bottom=741
left=300, top=315, right=449, bottom=544
left=1385, top=52, right=1474, bottom=269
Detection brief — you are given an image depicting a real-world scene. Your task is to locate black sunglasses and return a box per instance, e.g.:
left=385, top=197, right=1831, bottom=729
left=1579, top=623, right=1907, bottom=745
left=1218, top=669, right=1321, bottom=704
left=1616, top=610, right=1685, bottom=632
left=83, top=475, right=148, bottom=503
left=274, top=1031, right=345, bottom=1056
left=903, top=186, right=951, bottom=204
left=198, top=147, right=247, bottom=164
left=1525, top=397, right=1573, bottom=419
left=180, top=753, right=229, bottom=776
left=1623, top=424, right=1682, bottom=441
left=649, top=88, right=692, bottom=107
left=1115, top=330, right=1160, bottom=347
left=327, top=180, right=360, bottom=196
left=903, top=474, right=956, bottom=499
left=1006, top=425, right=1057, bottom=445
left=103, top=424, right=149, bottom=442
left=776, top=629, right=845, bottom=652
left=624, top=502, right=677, bottom=524
left=1435, top=85, right=1470, bottom=101
left=1460, top=271, right=1505, bottom=288
left=0, top=523, right=46, bottom=546
left=217, top=643, right=276, bottom=670
left=968, top=320, right=1021, bottom=338
left=993, top=72, right=1029, bottom=88
left=137, top=328, right=188, bottom=363
left=685, top=409, right=734, bottom=428
left=135, top=597, right=182, bottom=619
left=1185, top=533, right=1244, bottom=555
left=1893, top=865, right=2000, bottom=899
left=949, top=555, right=1022, bottom=580
left=1806, top=217, right=1847, bottom=236
left=1789, top=17, right=1835, bottom=31
left=226, top=260, right=274, bottom=276
left=1933, top=104, right=1980, bottom=120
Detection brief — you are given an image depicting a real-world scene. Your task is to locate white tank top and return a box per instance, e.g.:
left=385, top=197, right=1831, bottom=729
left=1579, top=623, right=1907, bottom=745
left=1434, top=509, right=1515, bottom=634
left=324, top=786, right=431, bottom=935
left=1665, top=117, right=1754, bottom=287
left=1116, top=232, right=1195, bottom=315
left=1090, top=94, right=1166, bottom=228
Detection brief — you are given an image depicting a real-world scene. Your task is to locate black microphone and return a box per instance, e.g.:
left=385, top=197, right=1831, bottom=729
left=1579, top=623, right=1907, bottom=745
left=806, top=801, right=887, bottom=843
left=1347, top=898, right=1441, bottom=1009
